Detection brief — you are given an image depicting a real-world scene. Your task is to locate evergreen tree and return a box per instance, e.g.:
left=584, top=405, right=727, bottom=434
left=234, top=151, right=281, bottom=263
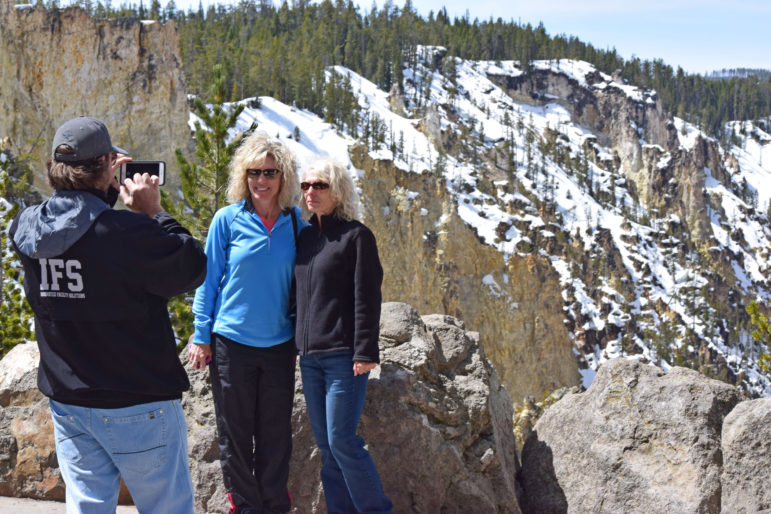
left=170, top=1, right=771, bottom=141
left=149, top=0, right=161, bottom=20
left=0, top=143, right=34, bottom=357
left=746, top=301, right=771, bottom=372
left=162, top=64, right=250, bottom=346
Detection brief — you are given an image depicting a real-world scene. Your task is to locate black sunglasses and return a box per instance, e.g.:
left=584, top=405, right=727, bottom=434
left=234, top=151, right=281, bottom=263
left=300, top=181, right=330, bottom=191
left=246, top=168, right=281, bottom=179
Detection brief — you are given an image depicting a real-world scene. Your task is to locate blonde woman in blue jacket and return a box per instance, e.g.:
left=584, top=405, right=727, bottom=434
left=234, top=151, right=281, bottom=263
left=188, top=131, right=306, bottom=514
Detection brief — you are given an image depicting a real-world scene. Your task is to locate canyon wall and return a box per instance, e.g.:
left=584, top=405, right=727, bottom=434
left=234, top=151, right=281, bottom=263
left=0, top=1, right=190, bottom=191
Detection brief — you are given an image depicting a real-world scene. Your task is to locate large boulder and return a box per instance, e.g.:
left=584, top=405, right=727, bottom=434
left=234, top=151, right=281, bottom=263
left=3, top=325, right=769, bottom=514
left=519, top=358, right=742, bottom=513
left=721, top=397, right=771, bottom=513
left=0, top=342, right=62, bottom=501
left=358, top=303, right=520, bottom=513
left=0, top=341, right=41, bottom=408
left=184, top=301, right=522, bottom=513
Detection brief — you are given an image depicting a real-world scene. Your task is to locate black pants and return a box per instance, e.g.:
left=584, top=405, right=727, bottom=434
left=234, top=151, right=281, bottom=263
left=210, top=333, right=296, bottom=513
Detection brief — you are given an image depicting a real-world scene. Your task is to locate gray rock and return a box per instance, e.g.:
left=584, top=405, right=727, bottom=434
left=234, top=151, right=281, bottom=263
left=183, top=302, right=521, bottom=513
left=4, top=322, right=769, bottom=513
left=0, top=343, right=63, bottom=500
left=520, top=358, right=741, bottom=514
left=0, top=342, right=43, bottom=408
left=181, top=362, right=229, bottom=514
left=721, top=397, right=771, bottom=513
left=360, top=303, right=520, bottom=513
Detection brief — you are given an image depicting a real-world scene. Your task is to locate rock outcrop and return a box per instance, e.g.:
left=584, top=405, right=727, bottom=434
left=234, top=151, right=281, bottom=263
left=0, top=343, right=61, bottom=501
left=721, top=397, right=771, bottom=513
left=0, top=2, right=190, bottom=191
left=1, top=303, right=519, bottom=512
left=2, top=334, right=770, bottom=513
left=0, top=342, right=134, bottom=504
left=519, top=358, right=743, bottom=513
left=184, top=302, right=522, bottom=513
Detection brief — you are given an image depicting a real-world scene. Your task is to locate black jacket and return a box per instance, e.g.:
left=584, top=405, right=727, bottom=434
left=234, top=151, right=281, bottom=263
left=294, top=214, right=383, bottom=362
left=10, top=189, right=206, bottom=408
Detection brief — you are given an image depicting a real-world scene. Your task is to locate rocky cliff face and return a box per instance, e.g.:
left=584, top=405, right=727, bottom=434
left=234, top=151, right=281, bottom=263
left=492, top=66, right=721, bottom=248
left=432, top=55, right=770, bottom=394
left=0, top=1, right=190, bottom=190
left=352, top=146, right=581, bottom=407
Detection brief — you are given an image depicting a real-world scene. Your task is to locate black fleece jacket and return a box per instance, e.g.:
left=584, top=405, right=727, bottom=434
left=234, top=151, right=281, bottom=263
left=294, top=214, right=383, bottom=362
left=10, top=189, right=206, bottom=408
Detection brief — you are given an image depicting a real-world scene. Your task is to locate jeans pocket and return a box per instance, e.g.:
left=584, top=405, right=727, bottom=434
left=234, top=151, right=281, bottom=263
left=104, top=407, right=168, bottom=473
left=48, top=400, right=91, bottom=464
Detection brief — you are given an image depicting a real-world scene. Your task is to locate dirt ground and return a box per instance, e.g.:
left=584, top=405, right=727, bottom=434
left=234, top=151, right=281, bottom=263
left=0, top=496, right=138, bottom=513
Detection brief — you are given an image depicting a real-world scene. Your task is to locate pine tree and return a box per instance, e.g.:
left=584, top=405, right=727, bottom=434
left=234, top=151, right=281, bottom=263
left=0, top=143, right=34, bottom=357
left=746, top=301, right=771, bottom=372
left=162, top=65, right=250, bottom=347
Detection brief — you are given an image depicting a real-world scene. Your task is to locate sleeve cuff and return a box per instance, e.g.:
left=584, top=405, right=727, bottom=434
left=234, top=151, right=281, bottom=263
left=193, top=324, right=212, bottom=346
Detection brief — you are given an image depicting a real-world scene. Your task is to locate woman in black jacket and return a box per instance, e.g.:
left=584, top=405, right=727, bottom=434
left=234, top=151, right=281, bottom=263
left=294, top=158, right=392, bottom=514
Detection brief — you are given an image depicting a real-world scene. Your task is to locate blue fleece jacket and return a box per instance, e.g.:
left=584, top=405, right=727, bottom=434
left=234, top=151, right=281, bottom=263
left=192, top=200, right=307, bottom=348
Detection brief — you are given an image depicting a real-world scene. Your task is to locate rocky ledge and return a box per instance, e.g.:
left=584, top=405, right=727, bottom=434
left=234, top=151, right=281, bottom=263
left=1, top=303, right=768, bottom=513
left=0, top=302, right=521, bottom=513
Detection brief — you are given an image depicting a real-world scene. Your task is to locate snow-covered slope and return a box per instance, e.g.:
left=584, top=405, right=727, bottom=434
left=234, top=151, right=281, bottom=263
left=199, top=47, right=771, bottom=396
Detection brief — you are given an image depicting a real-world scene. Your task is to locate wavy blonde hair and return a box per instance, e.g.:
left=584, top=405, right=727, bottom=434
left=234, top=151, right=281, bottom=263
left=300, top=158, right=360, bottom=221
left=227, top=131, right=300, bottom=210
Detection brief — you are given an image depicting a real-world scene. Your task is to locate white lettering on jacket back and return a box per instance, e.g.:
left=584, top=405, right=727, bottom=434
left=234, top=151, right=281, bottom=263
left=39, top=258, right=86, bottom=298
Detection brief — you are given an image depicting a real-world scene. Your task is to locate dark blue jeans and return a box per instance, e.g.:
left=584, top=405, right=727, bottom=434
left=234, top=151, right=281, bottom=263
left=300, top=352, right=392, bottom=514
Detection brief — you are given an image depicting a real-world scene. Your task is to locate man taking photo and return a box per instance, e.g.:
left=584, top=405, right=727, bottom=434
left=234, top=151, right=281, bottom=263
left=9, top=116, right=206, bottom=513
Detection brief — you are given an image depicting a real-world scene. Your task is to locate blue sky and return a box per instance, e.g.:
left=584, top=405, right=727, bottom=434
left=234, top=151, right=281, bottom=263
left=163, top=0, right=771, bottom=74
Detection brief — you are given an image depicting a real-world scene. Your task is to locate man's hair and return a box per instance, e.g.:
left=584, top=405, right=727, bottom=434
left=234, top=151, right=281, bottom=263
left=46, top=145, right=108, bottom=190
left=227, top=131, right=300, bottom=210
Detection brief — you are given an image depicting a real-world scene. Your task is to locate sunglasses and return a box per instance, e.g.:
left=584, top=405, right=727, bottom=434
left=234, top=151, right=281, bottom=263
left=246, top=168, right=281, bottom=179
left=301, top=181, right=330, bottom=191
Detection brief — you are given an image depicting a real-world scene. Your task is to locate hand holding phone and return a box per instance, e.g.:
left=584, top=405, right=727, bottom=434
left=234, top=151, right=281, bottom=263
left=120, top=161, right=166, bottom=186
left=120, top=172, right=163, bottom=218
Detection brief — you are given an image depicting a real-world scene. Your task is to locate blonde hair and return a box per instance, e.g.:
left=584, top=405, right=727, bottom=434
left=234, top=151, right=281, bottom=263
left=227, top=131, right=300, bottom=209
left=300, top=158, right=360, bottom=221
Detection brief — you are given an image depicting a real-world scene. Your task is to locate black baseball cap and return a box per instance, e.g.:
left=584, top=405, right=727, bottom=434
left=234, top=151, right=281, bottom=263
left=51, top=116, right=128, bottom=162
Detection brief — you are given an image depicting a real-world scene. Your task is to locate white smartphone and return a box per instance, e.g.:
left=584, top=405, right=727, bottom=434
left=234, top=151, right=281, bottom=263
left=120, top=161, right=166, bottom=186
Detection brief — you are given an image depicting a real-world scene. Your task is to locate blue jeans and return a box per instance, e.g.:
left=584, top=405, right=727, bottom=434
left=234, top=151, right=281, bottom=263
left=300, top=352, right=392, bottom=514
left=49, top=399, right=194, bottom=514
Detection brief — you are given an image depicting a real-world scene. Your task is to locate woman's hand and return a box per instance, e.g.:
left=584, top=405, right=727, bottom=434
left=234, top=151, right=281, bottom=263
left=353, top=361, right=377, bottom=376
left=188, top=343, right=212, bottom=371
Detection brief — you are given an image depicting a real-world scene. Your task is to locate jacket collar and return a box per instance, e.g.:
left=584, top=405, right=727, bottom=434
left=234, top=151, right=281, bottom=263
left=310, top=213, right=345, bottom=231
left=243, top=198, right=289, bottom=217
